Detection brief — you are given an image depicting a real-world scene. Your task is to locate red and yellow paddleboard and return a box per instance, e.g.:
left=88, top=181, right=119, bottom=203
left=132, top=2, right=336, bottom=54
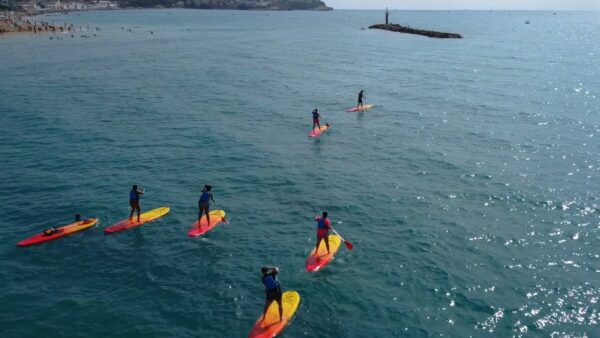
left=104, top=207, right=170, bottom=234
left=309, top=123, right=331, bottom=138
left=17, top=218, right=98, bottom=247
left=188, top=210, right=226, bottom=237
left=248, top=291, right=301, bottom=338
left=305, top=234, right=342, bottom=272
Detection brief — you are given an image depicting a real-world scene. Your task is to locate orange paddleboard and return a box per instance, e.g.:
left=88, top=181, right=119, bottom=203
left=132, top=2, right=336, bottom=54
left=248, top=291, right=300, bottom=338
left=305, top=234, right=342, bottom=272
left=17, top=218, right=98, bottom=247
left=188, top=210, right=226, bottom=237
left=104, top=207, right=170, bottom=234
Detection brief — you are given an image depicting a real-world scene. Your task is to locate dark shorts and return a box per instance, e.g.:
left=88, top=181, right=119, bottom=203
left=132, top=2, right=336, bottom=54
left=313, top=118, right=319, bottom=124
left=198, top=201, right=209, bottom=210
left=266, top=287, right=282, bottom=303
left=358, top=98, right=363, bottom=104
left=129, top=200, right=139, bottom=208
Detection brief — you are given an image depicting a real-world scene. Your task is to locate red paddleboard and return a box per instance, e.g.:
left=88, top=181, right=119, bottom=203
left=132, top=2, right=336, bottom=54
left=188, top=210, right=226, bottom=237
left=305, top=234, right=342, bottom=272
left=104, top=207, right=170, bottom=234
left=309, top=123, right=331, bottom=138
left=17, top=218, right=98, bottom=247
left=347, top=104, right=374, bottom=112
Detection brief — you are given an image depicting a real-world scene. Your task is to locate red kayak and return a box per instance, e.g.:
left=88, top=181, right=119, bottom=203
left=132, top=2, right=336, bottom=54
left=17, top=218, right=98, bottom=247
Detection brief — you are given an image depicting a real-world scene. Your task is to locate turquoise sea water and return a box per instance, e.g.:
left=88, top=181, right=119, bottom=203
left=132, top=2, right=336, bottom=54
left=1, top=9, right=600, bottom=337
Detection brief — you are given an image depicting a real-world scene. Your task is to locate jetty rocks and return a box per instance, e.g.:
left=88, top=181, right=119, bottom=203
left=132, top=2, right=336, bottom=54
left=369, top=23, right=462, bottom=39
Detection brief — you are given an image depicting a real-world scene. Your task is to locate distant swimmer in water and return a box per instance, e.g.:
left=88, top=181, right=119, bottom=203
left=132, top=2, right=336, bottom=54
left=198, top=184, right=215, bottom=224
left=312, top=109, right=321, bottom=131
left=357, top=90, right=365, bottom=108
left=261, top=266, right=283, bottom=322
left=129, top=185, right=144, bottom=222
left=315, top=211, right=332, bottom=254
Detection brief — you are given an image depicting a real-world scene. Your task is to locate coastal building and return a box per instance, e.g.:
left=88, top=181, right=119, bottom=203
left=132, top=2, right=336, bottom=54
left=96, top=1, right=118, bottom=9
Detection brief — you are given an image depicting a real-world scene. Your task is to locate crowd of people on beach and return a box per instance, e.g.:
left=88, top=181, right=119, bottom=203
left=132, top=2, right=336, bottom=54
left=0, top=12, right=102, bottom=38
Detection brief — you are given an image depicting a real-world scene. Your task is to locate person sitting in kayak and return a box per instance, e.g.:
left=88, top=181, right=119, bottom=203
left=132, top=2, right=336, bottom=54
left=129, top=185, right=144, bottom=222
left=198, top=185, right=215, bottom=224
left=312, top=109, right=321, bottom=131
left=357, top=90, right=365, bottom=108
left=315, top=211, right=332, bottom=254
left=261, top=266, right=283, bottom=322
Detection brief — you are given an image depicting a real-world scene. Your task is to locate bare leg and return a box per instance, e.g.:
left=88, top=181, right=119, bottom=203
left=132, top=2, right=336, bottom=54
left=325, top=235, right=330, bottom=253
left=206, top=206, right=210, bottom=225
left=315, top=236, right=322, bottom=253
left=136, top=205, right=141, bottom=222
left=276, top=297, right=283, bottom=321
left=262, top=299, right=273, bottom=322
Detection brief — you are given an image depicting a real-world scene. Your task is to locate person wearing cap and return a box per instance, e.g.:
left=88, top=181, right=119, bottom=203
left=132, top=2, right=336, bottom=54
left=198, top=185, right=215, bottom=224
left=312, top=108, right=321, bottom=131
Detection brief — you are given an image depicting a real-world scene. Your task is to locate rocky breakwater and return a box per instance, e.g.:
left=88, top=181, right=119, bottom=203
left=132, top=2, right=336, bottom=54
left=369, top=23, right=462, bottom=39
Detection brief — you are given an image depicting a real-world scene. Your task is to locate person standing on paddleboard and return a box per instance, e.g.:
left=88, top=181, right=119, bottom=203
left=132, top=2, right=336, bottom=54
left=261, top=266, right=283, bottom=322
left=198, top=185, right=215, bottom=224
left=315, top=211, right=332, bottom=254
left=129, top=185, right=144, bottom=222
left=357, top=90, right=365, bottom=108
left=312, top=109, right=321, bottom=131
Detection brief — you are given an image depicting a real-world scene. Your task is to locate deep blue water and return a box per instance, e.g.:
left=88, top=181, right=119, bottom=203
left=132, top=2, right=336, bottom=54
left=1, top=9, right=600, bottom=337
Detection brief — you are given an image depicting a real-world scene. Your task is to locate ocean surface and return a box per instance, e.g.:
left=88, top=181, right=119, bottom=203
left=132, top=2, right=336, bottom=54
left=1, top=9, right=600, bottom=338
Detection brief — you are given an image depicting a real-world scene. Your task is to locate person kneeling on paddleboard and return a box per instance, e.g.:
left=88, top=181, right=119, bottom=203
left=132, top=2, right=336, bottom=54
left=198, top=185, right=215, bottom=224
left=357, top=90, right=365, bottom=108
left=315, top=211, right=332, bottom=254
left=261, top=266, right=283, bottom=322
left=129, top=185, right=144, bottom=222
left=312, top=109, right=321, bottom=131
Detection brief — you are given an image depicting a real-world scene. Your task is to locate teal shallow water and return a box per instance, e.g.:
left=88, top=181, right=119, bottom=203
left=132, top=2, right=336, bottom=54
left=1, top=9, right=600, bottom=337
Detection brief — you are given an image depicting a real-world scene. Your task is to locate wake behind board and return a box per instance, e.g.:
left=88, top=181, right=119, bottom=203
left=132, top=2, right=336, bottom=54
left=248, top=290, right=301, bottom=338
left=347, top=104, right=374, bottom=112
left=188, top=210, right=226, bottom=237
left=17, top=218, right=98, bottom=247
left=309, top=123, right=331, bottom=138
left=305, top=234, right=342, bottom=272
left=104, top=207, right=170, bottom=234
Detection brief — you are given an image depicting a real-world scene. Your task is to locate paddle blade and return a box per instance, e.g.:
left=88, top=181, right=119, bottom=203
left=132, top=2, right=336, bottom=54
left=344, top=240, right=354, bottom=250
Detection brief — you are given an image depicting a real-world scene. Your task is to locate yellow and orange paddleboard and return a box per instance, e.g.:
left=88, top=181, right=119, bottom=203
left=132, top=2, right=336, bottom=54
left=17, top=218, right=98, bottom=247
left=188, top=210, right=226, bottom=237
left=248, top=291, right=301, bottom=338
left=104, top=207, right=170, bottom=234
left=305, top=234, right=342, bottom=272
